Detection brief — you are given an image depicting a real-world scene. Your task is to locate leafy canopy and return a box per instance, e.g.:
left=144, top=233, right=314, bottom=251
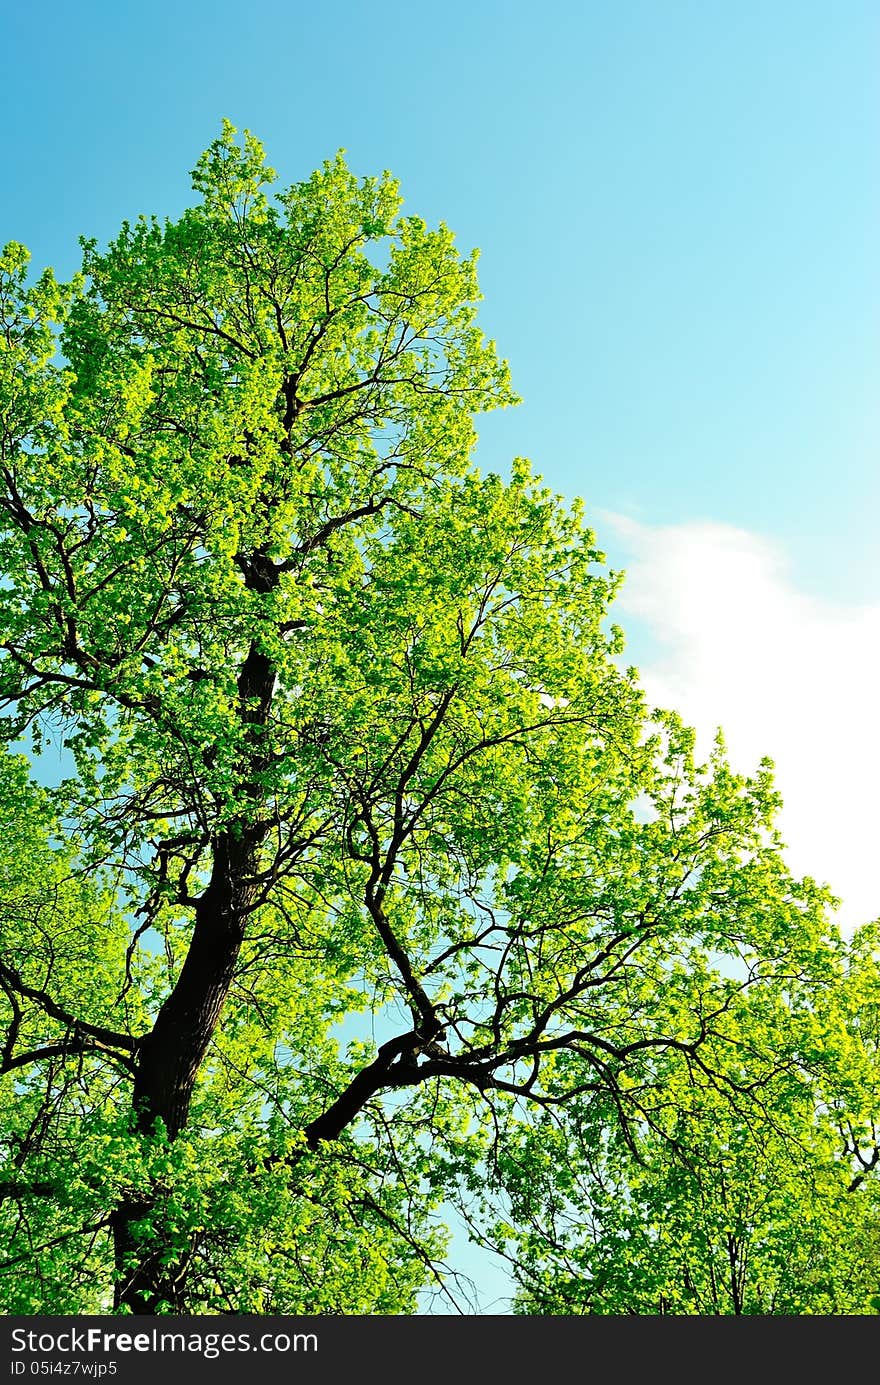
left=0, top=124, right=876, bottom=1314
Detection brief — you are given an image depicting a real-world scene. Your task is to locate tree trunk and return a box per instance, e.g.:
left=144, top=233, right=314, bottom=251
left=111, top=828, right=260, bottom=1311
left=112, top=636, right=275, bottom=1313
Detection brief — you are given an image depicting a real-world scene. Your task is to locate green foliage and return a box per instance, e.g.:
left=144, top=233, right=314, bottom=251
left=0, top=124, right=877, bottom=1313
left=491, top=925, right=880, bottom=1314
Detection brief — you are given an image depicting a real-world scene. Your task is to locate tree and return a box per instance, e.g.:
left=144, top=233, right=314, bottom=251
left=0, top=124, right=871, bottom=1314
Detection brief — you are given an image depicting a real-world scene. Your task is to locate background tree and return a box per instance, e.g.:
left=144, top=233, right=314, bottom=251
left=0, top=125, right=871, bottom=1314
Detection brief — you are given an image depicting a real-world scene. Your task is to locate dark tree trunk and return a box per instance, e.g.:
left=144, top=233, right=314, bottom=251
left=112, top=634, right=275, bottom=1313
left=111, top=828, right=260, bottom=1312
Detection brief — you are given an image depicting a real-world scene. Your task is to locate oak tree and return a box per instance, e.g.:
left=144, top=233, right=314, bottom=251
left=0, top=125, right=872, bottom=1314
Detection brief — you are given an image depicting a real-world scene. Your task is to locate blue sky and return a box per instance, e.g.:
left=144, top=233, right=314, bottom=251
left=4, top=0, right=878, bottom=1311
left=4, top=1, right=877, bottom=603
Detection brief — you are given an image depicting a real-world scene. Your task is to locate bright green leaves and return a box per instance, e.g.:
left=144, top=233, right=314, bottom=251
left=1, top=125, right=519, bottom=851
left=190, top=119, right=277, bottom=222
left=0, top=755, right=137, bottom=1036
left=0, top=242, right=74, bottom=454
left=482, top=909, right=880, bottom=1316
left=1, top=128, right=877, bottom=1315
left=0, top=757, right=147, bottom=1313
left=498, top=1029, right=880, bottom=1315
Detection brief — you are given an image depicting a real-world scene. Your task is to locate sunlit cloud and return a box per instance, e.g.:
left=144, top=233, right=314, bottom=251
left=603, top=513, right=880, bottom=933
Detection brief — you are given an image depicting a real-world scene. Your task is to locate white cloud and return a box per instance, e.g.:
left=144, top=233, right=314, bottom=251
left=603, top=512, right=880, bottom=933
